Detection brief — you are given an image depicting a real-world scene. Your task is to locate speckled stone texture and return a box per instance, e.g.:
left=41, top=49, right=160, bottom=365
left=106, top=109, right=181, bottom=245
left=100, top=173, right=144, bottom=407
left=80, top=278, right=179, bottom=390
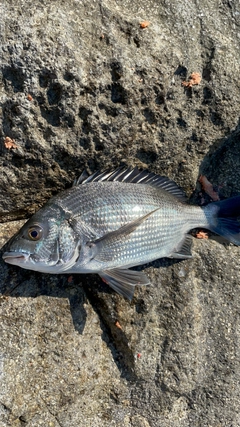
left=0, top=0, right=240, bottom=426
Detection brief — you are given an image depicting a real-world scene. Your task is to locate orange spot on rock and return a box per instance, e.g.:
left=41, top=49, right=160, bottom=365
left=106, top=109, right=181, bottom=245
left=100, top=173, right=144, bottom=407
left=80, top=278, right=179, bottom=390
left=182, top=72, right=201, bottom=88
left=115, top=321, right=123, bottom=330
left=140, top=21, right=150, bottom=28
left=199, top=175, right=220, bottom=201
left=4, top=137, right=18, bottom=149
left=196, top=231, right=209, bottom=239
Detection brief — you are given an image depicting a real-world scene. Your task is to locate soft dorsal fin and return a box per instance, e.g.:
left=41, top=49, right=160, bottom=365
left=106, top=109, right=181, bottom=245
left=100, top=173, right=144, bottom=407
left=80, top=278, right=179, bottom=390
left=74, top=167, right=187, bottom=201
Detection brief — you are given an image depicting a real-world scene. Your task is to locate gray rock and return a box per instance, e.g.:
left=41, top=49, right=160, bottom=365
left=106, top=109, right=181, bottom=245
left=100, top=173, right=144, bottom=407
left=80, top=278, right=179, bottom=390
left=0, top=0, right=240, bottom=425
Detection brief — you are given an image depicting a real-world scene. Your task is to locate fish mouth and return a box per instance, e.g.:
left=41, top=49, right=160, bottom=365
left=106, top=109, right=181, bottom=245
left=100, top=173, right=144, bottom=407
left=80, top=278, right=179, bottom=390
left=2, top=252, right=30, bottom=264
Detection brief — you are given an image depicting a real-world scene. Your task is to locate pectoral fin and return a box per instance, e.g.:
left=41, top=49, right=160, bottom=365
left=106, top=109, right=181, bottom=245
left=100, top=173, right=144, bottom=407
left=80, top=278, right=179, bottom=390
left=99, top=268, right=151, bottom=300
left=87, top=208, right=159, bottom=262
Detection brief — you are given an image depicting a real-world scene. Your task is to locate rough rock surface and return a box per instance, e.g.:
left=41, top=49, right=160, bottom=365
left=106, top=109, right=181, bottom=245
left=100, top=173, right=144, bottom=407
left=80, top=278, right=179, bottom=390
left=0, top=0, right=240, bottom=426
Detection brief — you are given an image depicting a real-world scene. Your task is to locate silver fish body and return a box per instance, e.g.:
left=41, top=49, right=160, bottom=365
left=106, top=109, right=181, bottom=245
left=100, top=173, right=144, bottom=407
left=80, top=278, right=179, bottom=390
left=3, top=168, right=240, bottom=299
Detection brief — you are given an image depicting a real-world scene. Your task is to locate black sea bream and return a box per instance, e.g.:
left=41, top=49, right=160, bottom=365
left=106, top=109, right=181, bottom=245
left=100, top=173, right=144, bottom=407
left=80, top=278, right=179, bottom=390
left=3, top=168, right=240, bottom=299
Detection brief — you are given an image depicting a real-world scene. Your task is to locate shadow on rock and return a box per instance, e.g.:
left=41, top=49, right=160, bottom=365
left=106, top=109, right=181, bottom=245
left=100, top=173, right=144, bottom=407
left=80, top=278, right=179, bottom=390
left=191, top=120, right=240, bottom=203
left=0, top=242, right=88, bottom=335
left=0, top=240, right=147, bottom=381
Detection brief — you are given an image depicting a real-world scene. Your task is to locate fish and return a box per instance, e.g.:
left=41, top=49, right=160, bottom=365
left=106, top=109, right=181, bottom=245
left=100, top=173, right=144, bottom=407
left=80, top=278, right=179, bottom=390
left=2, top=167, right=240, bottom=299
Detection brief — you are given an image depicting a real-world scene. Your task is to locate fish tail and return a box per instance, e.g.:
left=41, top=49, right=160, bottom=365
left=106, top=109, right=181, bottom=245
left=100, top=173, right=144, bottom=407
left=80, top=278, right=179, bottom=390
left=204, top=195, right=240, bottom=245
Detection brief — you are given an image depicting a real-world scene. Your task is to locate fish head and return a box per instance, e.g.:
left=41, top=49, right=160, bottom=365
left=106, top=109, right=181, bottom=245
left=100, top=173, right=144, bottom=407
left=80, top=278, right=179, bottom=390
left=2, top=204, right=80, bottom=273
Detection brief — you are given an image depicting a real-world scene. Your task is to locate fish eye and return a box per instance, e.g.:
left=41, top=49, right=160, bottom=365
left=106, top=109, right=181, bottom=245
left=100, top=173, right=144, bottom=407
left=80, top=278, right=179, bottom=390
left=28, top=226, right=43, bottom=241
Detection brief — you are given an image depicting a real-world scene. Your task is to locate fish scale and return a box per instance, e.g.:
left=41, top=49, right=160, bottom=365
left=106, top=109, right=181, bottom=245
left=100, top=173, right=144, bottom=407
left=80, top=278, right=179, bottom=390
left=64, top=183, right=207, bottom=271
left=3, top=167, right=240, bottom=300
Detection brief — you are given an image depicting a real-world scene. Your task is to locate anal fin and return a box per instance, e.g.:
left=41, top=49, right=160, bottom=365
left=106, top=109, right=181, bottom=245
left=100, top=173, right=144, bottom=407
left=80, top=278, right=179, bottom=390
left=98, top=268, right=150, bottom=300
left=170, top=235, right=193, bottom=259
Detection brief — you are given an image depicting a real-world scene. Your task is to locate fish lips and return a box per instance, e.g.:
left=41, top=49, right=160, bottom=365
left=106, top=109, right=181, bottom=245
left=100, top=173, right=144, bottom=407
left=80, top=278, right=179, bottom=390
left=2, top=252, right=30, bottom=265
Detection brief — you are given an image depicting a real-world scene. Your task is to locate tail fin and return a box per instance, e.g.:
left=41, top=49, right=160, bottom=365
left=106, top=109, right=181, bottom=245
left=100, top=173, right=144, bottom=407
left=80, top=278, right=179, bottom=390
left=204, top=196, right=240, bottom=245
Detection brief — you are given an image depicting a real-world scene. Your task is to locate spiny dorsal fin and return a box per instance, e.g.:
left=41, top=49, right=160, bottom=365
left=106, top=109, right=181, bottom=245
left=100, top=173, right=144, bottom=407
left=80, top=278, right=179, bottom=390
left=74, top=167, right=187, bottom=201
